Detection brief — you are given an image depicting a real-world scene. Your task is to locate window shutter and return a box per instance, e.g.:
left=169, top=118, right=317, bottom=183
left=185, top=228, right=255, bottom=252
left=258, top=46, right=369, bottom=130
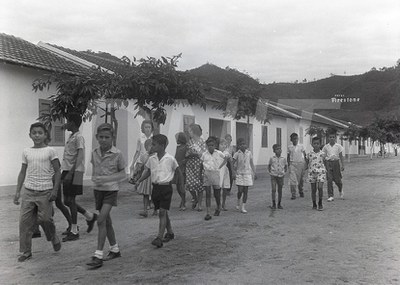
left=38, top=99, right=65, bottom=146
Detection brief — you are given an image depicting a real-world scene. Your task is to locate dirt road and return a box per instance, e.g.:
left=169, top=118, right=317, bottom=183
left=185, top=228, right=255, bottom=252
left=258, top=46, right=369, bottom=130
left=1, top=156, right=399, bottom=284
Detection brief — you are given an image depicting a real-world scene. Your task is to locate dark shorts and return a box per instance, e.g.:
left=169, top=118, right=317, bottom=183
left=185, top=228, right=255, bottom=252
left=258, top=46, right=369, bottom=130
left=151, top=184, right=173, bottom=210
left=271, top=176, right=284, bottom=187
left=94, top=190, right=118, bottom=210
left=62, top=171, right=83, bottom=196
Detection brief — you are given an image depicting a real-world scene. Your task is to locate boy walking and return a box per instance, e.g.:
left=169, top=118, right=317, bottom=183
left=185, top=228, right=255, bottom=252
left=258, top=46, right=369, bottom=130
left=287, top=133, right=306, bottom=199
left=136, top=134, right=183, bottom=248
left=322, top=129, right=345, bottom=201
left=86, top=123, right=126, bottom=269
left=61, top=113, right=96, bottom=241
left=306, top=137, right=326, bottom=210
left=14, top=122, right=62, bottom=262
left=268, top=144, right=287, bottom=209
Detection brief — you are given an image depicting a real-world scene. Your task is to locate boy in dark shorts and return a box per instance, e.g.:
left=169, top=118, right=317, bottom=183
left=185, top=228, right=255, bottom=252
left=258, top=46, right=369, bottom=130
left=136, top=134, right=183, bottom=248
left=86, top=123, right=127, bottom=269
left=61, top=113, right=97, bottom=241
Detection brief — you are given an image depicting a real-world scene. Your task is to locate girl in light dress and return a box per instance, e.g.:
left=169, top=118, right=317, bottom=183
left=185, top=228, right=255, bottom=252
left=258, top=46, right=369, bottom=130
left=130, top=120, right=153, bottom=182
left=219, top=138, right=233, bottom=211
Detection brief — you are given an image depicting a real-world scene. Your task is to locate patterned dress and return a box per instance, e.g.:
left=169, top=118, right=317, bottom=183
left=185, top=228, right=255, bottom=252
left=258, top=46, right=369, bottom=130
left=307, top=150, right=326, bottom=183
left=185, top=138, right=206, bottom=192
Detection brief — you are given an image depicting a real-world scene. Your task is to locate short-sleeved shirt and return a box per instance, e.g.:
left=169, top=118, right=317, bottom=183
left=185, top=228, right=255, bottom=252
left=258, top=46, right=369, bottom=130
left=307, top=150, right=326, bottom=173
left=23, top=146, right=58, bottom=191
left=287, top=143, right=305, bottom=163
left=268, top=155, right=287, bottom=177
left=322, top=143, right=343, bottom=161
left=61, top=132, right=85, bottom=172
left=146, top=152, right=178, bottom=184
left=91, top=146, right=126, bottom=191
left=233, top=149, right=253, bottom=175
left=201, top=149, right=225, bottom=171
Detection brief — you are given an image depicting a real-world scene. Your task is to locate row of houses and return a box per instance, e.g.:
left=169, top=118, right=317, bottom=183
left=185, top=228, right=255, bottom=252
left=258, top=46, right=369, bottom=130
left=0, top=33, right=385, bottom=186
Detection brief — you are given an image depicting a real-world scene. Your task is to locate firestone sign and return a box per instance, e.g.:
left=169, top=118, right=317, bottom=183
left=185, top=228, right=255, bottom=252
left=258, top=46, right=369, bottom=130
left=331, top=94, right=360, bottom=103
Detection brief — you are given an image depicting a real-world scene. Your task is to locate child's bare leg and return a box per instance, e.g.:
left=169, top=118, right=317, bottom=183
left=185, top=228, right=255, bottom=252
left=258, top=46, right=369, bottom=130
left=157, top=208, right=168, bottom=239
left=105, top=215, right=116, bottom=247
left=205, top=186, right=211, bottom=215
left=97, top=204, right=113, bottom=252
left=222, top=188, right=228, bottom=209
left=213, top=188, right=221, bottom=210
left=311, top=183, right=317, bottom=208
left=236, top=186, right=243, bottom=209
left=197, top=190, right=203, bottom=211
left=165, top=211, right=173, bottom=235
left=318, top=182, right=324, bottom=201
left=242, top=187, right=248, bottom=203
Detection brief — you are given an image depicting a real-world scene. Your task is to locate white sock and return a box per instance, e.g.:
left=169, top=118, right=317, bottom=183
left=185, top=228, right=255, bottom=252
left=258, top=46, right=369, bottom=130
left=242, top=203, right=246, bottom=210
left=84, top=211, right=94, bottom=221
left=94, top=250, right=103, bottom=259
left=71, top=224, right=78, bottom=234
left=110, top=243, right=119, bottom=253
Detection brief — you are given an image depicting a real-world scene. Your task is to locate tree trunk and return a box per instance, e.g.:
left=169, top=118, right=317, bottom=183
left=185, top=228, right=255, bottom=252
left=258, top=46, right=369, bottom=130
left=247, top=115, right=250, bottom=147
left=110, top=107, right=118, bottom=146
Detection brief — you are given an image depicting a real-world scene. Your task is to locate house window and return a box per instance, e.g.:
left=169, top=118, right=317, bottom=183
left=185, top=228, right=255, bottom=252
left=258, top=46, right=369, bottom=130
left=299, top=127, right=303, bottom=144
left=261, top=126, right=268, bottom=148
left=39, top=99, right=65, bottom=146
left=183, top=115, right=195, bottom=138
left=276, top=127, right=282, bottom=146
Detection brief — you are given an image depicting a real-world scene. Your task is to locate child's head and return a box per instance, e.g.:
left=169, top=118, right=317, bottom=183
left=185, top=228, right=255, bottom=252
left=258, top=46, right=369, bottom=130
left=29, top=122, right=48, bottom=146
left=65, top=113, right=82, bottom=131
left=312, top=137, right=322, bottom=151
left=272, top=144, right=282, bottom=156
left=290, top=133, right=299, bottom=145
left=224, top=134, right=232, bottom=144
left=151, top=134, right=168, bottom=154
left=219, top=138, right=228, bottom=151
left=144, top=138, right=152, bottom=152
left=96, top=123, right=114, bottom=150
left=327, top=129, right=337, bottom=144
left=188, top=124, right=202, bottom=138
left=175, top=132, right=187, bottom=145
left=141, top=120, right=153, bottom=136
left=237, top=138, right=247, bottom=151
left=206, top=136, right=218, bottom=153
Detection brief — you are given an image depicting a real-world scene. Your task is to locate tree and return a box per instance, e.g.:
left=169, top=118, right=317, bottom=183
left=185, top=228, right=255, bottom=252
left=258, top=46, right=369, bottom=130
left=33, top=54, right=205, bottom=144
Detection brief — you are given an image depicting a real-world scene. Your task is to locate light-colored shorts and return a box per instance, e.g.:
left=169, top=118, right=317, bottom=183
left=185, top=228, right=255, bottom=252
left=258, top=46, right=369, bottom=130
left=203, top=170, right=221, bottom=187
left=289, top=162, right=306, bottom=186
left=235, top=173, right=253, bottom=186
left=308, top=170, right=326, bottom=183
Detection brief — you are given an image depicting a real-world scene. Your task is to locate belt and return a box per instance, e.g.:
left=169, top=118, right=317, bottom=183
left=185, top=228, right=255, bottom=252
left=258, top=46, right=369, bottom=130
left=152, top=182, right=171, bottom=186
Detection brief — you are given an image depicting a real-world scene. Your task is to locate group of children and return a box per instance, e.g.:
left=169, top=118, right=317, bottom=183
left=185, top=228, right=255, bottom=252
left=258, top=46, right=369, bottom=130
left=14, top=116, right=344, bottom=270
left=267, top=130, right=345, bottom=211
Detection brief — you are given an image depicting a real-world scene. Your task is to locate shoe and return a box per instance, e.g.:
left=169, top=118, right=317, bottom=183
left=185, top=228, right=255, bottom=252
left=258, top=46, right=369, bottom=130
left=151, top=237, right=163, bottom=248
left=139, top=211, right=148, bottom=218
left=327, top=197, right=334, bottom=202
left=104, top=251, right=121, bottom=261
left=299, top=192, right=304, bottom=198
left=312, top=205, right=317, bottom=210
left=269, top=205, right=276, bottom=210
left=291, top=196, right=296, bottom=200
left=235, top=205, right=240, bottom=210
left=18, top=253, right=32, bottom=262
left=62, top=232, right=79, bottom=242
left=277, top=204, right=283, bottom=209
left=192, top=201, right=197, bottom=210
left=318, top=204, right=324, bottom=211
left=52, top=241, right=62, bottom=252
left=62, top=226, right=71, bottom=235
left=204, top=214, right=212, bottom=221
left=163, top=233, right=175, bottom=243
left=197, top=207, right=203, bottom=212
left=32, top=231, right=41, bottom=238
left=222, top=207, right=228, bottom=211
left=86, top=256, right=103, bottom=269
left=214, top=209, right=220, bottom=216
left=340, top=191, right=344, bottom=199
left=87, top=213, right=98, bottom=233
left=241, top=208, right=248, bottom=214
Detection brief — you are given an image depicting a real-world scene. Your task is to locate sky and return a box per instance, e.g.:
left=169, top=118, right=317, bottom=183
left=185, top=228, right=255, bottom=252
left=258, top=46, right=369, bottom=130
left=1, top=0, right=400, bottom=83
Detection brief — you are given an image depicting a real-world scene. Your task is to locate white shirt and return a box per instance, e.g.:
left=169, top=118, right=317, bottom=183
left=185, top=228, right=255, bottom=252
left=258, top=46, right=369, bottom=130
left=23, top=146, right=58, bottom=191
left=146, top=152, right=178, bottom=184
left=61, top=132, right=85, bottom=172
left=287, top=143, right=305, bottom=163
left=322, top=143, right=344, bottom=161
left=201, top=150, right=225, bottom=171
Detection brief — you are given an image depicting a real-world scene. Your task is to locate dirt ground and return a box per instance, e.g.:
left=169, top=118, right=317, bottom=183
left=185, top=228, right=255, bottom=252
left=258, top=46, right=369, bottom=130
left=1, top=155, right=400, bottom=285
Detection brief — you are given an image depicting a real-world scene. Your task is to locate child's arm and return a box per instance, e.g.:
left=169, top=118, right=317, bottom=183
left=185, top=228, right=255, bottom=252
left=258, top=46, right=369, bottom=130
left=49, top=159, right=61, bottom=202
left=14, top=164, right=27, bottom=205
left=250, top=157, right=257, bottom=180
left=218, top=153, right=228, bottom=169
left=136, top=167, right=151, bottom=185
left=287, top=153, right=291, bottom=167
left=175, top=167, right=185, bottom=193
left=92, top=169, right=127, bottom=185
left=267, top=158, right=272, bottom=174
left=339, top=152, right=345, bottom=171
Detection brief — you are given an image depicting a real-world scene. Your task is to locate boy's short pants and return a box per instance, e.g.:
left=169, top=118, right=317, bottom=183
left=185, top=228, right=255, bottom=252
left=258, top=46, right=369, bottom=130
left=203, top=170, right=220, bottom=188
left=94, top=190, right=118, bottom=210
left=62, top=171, right=83, bottom=196
left=152, top=184, right=173, bottom=210
left=308, top=170, right=326, bottom=183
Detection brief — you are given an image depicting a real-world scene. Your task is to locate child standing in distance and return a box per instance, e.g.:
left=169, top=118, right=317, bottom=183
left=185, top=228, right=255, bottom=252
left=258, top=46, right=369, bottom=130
left=201, top=137, right=226, bottom=220
left=306, top=137, right=326, bottom=210
left=61, top=113, right=97, bottom=242
left=86, top=123, right=126, bottom=269
left=233, top=138, right=256, bottom=214
left=14, top=122, right=62, bottom=262
left=287, top=133, right=306, bottom=199
left=322, top=129, right=345, bottom=202
left=130, top=120, right=153, bottom=174
left=268, top=144, right=288, bottom=209
left=132, top=139, right=153, bottom=218
left=136, top=134, right=183, bottom=248
left=173, top=132, right=188, bottom=211
left=219, top=138, right=233, bottom=211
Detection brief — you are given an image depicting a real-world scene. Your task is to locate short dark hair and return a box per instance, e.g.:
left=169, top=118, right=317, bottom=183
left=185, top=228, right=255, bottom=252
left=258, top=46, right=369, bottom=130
left=144, top=138, right=152, bottom=150
left=141, top=119, right=154, bottom=133
left=152, top=134, right=168, bottom=148
left=29, top=122, right=47, bottom=134
left=327, top=127, right=337, bottom=136
left=97, top=123, right=114, bottom=135
left=66, top=113, right=82, bottom=127
left=312, top=136, right=321, bottom=143
left=206, top=136, right=217, bottom=145
left=237, top=138, right=246, bottom=146
left=189, top=124, right=202, bottom=137
left=290, top=133, right=298, bottom=140
left=272, top=144, right=281, bottom=151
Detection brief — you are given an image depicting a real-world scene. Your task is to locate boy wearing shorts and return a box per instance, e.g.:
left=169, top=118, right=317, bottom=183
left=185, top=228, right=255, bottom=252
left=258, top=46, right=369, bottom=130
left=86, top=123, right=126, bottom=269
left=136, top=134, right=183, bottom=248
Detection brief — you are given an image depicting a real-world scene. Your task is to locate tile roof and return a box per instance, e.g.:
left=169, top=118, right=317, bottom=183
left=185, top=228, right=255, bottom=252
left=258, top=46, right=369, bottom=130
left=0, top=33, right=87, bottom=75
left=47, top=44, right=130, bottom=74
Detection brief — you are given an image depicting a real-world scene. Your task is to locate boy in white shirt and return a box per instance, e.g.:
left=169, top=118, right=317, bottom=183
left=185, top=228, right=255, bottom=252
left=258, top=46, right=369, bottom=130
left=287, top=133, right=306, bottom=199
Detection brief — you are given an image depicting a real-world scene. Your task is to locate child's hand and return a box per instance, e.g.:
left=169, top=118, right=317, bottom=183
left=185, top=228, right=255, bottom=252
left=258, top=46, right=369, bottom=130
left=48, top=191, right=57, bottom=202
left=92, top=176, right=107, bottom=185
left=341, top=166, right=345, bottom=171
left=253, top=173, right=258, bottom=180
left=13, top=193, right=20, bottom=205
